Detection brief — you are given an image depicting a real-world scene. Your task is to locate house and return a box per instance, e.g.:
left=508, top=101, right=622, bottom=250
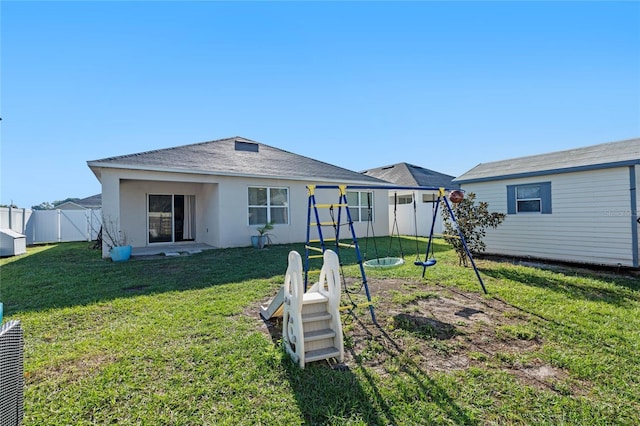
left=87, top=136, right=390, bottom=258
left=454, top=138, right=640, bottom=268
left=361, top=163, right=457, bottom=237
left=54, top=194, right=102, bottom=210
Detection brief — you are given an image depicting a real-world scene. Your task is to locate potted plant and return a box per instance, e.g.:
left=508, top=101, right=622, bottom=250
left=102, top=217, right=132, bottom=262
left=251, top=221, right=274, bottom=249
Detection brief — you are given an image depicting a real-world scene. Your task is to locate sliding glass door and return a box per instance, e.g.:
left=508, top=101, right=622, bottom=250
left=148, top=194, right=195, bottom=244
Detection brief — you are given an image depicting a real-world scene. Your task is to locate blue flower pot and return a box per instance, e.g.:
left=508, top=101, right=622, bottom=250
left=110, top=245, right=132, bottom=262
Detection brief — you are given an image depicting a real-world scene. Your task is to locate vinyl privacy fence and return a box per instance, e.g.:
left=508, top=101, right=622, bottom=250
left=0, top=207, right=102, bottom=245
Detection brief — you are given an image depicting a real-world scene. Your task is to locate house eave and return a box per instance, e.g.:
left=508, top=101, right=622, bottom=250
left=86, top=161, right=387, bottom=186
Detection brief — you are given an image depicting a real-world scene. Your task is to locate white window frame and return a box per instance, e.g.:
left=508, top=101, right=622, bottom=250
left=248, top=186, right=289, bottom=225
left=422, top=193, right=437, bottom=203
left=516, top=185, right=542, bottom=213
left=347, top=190, right=374, bottom=222
left=391, top=194, right=413, bottom=205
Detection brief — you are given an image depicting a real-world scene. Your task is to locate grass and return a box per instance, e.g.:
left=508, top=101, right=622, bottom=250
left=1, top=238, right=639, bottom=425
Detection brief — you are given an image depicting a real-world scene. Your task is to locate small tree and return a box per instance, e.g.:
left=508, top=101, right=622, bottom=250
left=32, top=201, right=55, bottom=210
left=442, top=192, right=506, bottom=266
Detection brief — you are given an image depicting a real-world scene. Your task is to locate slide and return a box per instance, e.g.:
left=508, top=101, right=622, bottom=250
left=259, top=285, right=285, bottom=320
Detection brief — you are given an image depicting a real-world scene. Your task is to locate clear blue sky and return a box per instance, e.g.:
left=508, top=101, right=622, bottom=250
left=1, top=1, right=638, bottom=209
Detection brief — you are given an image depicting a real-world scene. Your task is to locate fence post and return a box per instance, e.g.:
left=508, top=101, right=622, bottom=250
left=57, top=209, right=61, bottom=242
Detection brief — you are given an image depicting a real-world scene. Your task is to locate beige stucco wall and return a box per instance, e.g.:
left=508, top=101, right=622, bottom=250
left=99, top=167, right=390, bottom=256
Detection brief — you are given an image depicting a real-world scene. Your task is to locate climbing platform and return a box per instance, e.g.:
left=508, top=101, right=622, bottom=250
left=282, top=250, right=344, bottom=369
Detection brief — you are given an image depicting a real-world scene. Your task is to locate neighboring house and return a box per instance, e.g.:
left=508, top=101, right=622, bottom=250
left=87, top=136, right=390, bottom=257
left=55, top=194, right=102, bottom=210
left=362, top=163, right=457, bottom=237
left=454, top=138, right=640, bottom=268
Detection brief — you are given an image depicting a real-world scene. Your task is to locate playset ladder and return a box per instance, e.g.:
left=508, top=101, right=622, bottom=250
left=304, top=185, right=376, bottom=323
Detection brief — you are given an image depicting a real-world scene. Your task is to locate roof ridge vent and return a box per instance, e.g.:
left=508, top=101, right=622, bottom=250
left=235, top=140, right=259, bottom=152
left=382, top=165, right=395, bottom=170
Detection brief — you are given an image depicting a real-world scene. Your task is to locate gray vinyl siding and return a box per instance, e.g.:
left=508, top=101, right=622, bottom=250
left=461, top=167, right=635, bottom=267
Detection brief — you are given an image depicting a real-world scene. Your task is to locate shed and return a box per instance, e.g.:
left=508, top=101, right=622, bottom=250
left=454, top=138, right=640, bottom=268
left=0, top=229, right=27, bottom=257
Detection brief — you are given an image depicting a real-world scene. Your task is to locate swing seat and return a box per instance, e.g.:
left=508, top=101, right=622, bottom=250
left=414, top=258, right=437, bottom=268
left=364, top=257, right=405, bottom=269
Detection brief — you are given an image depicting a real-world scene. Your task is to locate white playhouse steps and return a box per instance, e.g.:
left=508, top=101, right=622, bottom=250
left=283, top=250, right=344, bottom=369
left=299, top=291, right=341, bottom=364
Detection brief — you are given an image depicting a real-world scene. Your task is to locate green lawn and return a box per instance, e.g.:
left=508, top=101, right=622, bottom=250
left=1, top=240, right=638, bottom=425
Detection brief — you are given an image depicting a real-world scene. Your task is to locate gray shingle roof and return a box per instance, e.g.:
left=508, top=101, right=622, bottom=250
left=88, top=136, right=387, bottom=185
left=76, top=194, right=102, bottom=208
left=455, top=138, right=640, bottom=183
left=361, top=163, right=458, bottom=189
left=54, top=194, right=102, bottom=209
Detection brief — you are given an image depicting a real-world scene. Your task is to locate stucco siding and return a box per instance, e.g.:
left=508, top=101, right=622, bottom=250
left=103, top=167, right=390, bottom=252
left=461, top=167, right=635, bottom=267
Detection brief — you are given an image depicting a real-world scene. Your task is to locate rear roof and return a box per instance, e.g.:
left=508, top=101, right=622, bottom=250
left=362, top=163, right=458, bottom=189
left=88, top=136, right=387, bottom=185
left=455, top=138, right=640, bottom=183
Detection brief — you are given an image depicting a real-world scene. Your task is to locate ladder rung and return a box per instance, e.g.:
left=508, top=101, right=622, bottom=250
left=308, top=254, right=324, bottom=259
left=337, top=242, right=354, bottom=248
left=310, top=222, right=337, bottom=227
left=305, top=245, right=323, bottom=253
left=308, top=238, right=336, bottom=243
left=304, top=328, right=336, bottom=342
left=313, top=203, right=347, bottom=208
left=302, top=311, right=332, bottom=322
left=305, top=347, right=341, bottom=363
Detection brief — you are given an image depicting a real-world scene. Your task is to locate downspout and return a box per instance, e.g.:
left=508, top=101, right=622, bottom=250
left=630, top=166, right=638, bottom=268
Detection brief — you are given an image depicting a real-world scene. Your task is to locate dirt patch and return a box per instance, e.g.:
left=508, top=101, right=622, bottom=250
left=26, top=352, right=117, bottom=386
left=253, top=277, right=581, bottom=394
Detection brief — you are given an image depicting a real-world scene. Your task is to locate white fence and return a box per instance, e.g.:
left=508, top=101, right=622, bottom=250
left=0, top=207, right=102, bottom=245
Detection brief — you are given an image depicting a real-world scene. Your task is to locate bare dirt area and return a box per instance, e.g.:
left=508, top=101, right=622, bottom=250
left=255, top=277, right=575, bottom=394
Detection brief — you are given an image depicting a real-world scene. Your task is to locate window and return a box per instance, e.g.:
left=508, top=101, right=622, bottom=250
left=422, top=194, right=437, bottom=203
left=347, top=191, right=373, bottom=222
left=148, top=194, right=196, bottom=243
left=507, top=182, right=552, bottom=214
left=248, top=187, right=289, bottom=225
left=516, top=186, right=541, bottom=212
left=389, top=194, right=413, bottom=205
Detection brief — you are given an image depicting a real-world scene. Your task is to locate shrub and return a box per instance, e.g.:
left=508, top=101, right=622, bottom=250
left=442, top=192, right=505, bottom=266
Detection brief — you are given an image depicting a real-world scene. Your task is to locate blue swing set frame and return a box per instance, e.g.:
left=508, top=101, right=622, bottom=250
left=414, top=188, right=487, bottom=294
left=305, top=185, right=487, bottom=321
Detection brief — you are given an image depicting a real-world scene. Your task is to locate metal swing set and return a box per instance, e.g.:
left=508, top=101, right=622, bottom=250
left=304, top=185, right=487, bottom=324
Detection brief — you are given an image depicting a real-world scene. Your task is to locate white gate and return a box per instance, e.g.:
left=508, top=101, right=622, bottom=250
left=0, top=207, right=102, bottom=245
left=24, top=209, right=102, bottom=244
